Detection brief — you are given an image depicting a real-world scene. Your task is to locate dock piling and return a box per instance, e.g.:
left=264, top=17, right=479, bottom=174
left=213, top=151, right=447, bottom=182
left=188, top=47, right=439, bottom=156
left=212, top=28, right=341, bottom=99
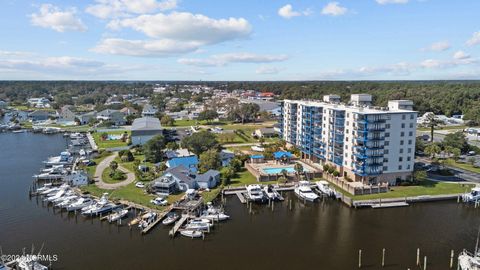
left=358, top=249, right=362, bottom=268
left=417, top=248, right=420, bottom=266
left=424, top=256, right=427, bottom=270
left=382, top=248, right=385, bottom=267
left=450, top=250, right=454, bottom=268
left=289, top=199, right=292, bottom=211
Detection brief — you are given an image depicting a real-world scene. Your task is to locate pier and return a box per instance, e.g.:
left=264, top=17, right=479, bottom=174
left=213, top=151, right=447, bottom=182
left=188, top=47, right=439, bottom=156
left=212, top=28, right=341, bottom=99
left=169, top=214, right=190, bottom=237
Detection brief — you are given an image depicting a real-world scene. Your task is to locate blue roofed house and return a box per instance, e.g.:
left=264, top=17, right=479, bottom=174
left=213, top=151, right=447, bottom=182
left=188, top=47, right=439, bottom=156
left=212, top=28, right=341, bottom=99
left=166, top=155, right=199, bottom=173
left=195, top=170, right=220, bottom=189
left=219, top=150, right=235, bottom=167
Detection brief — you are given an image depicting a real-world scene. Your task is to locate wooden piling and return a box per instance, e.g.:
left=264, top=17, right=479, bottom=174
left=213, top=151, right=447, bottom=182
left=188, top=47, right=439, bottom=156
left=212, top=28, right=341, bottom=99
left=382, top=248, right=385, bottom=267
left=289, top=199, right=292, bottom=210
left=358, top=249, right=362, bottom=268
left=423, top=256, right=427, bottom=270
left=417, top=248, right=420, bottom=266
left=450, top=250, right=454, bottom=269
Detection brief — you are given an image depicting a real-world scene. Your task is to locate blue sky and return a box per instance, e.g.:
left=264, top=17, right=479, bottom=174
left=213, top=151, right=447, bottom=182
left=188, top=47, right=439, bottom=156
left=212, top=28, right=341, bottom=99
left=0, top=0, right=479, bottom=80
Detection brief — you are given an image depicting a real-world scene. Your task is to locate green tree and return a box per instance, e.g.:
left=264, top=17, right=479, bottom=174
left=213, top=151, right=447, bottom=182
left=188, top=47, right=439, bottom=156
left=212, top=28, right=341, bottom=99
left=425, top=112, right=441, bottom=143
left=199, top=149, right=221, bottom=173
left=424, top=144, right=441, bottom=158
left=109, top=161, right=118, bottom=172
left=197, top=109, right=218, bottom=122
left=221, top=166, right=236, bottom=186
left=181, top=131, right=219, bottom=155
left=468, top=157, right=476, bottom=166
left=166, top=141, right=179, bottom=150
left=160, top=115, right=174, bottom=126
left=120, top=150, right=134, bottom=162
left=143, top=135, right=166, bottom=163
left=443, top=131, right=469, bottom=153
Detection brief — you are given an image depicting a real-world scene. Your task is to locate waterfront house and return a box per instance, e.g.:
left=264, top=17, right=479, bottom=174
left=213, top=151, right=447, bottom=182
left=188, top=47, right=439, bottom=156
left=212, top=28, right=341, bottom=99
left=28, top=110, right=51, bottom=122
left=120, top=107, right=138, bottom=116
left=219, top=150, right=235, bottom=167
left=254, top=127, right=277, bottom=138
left=131, top=117, right=162, bottom=145
left=166, top=155, right=199, bottom=173
left=27, top=97, right=51, bottom=108
left=97, top=109, right=126, bottom=126
left=164, top=148, right=195, bottom=159
left=141, top=104, right=157, bottom=117
left=59, top=105, right=77, bottom=122
left=151, top=173, right=178, bottom=195
left=151, top=165, right=220, bottom=194
left=64, top=170, right=89, bottom=186
left=77, top=111, right=97, bottom=125
left=195, top=170, right=220, bottom=189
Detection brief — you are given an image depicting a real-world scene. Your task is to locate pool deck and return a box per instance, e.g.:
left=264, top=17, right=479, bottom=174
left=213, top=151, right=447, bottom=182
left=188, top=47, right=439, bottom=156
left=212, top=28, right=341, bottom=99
left=246, top=160, right=322, bottom=182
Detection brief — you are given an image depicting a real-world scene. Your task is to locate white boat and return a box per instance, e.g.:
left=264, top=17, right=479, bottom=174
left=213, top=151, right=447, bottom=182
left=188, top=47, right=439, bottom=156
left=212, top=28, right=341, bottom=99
left=162, top=213, right=179, bottom=225
left=54, top=194, right=78, bottom=207
left=35, top=183, right=52, bottom=193
left=463, top=187, right=480, bottom=203
left=43, top=151, right=73, bottom=167
left=458, top=250, right=480, bottom=270
left=44, top=189, right=68, bottom=202
left=201, top=212, right=230, bottom=221
left=51, top=190, right=75, bottom=203
left=82, top=193, right=115, bottom=216
left=66, top=197, right=93, bottom=211
left=185, top=219, right=212, bottom=231
left=14, top=256, right=48, bottom=270
left=246, top=184, right=265, bottom=202
left=263, top=184, right=281, bottom=200
left=316, top=180, right=335, bottom=196
left=294, top=181, right=319, bottom=202
left=180, top=230, right=203, bottom=238
left=107, top=209, right=129, bottom=223
left=138, top=212, right=158, bottom=229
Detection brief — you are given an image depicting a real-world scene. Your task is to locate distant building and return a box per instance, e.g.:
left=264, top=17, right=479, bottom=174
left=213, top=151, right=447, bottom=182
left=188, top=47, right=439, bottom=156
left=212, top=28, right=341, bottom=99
left=27, top=97, right=51, bottom=108
left=151, top=165, right=220, bottom=194
left=219, top=150, right=235, bottom=167
left=77, top=111, right=97, bottom=125
left=131, top=117, right=162, bottom=145
left=141, top=104, right=157, bottom=117
left=28, top=110, right=51, bottom=122
left=59, top=105, right=77, bottom=121
left=0, top=100, right=7, bottom=109
left=120, top=107, right=138, bottom=116
left=254, top=127, right=277, bottom=138
left=164, top=148, right=195, bottom=159
left=97, top=109, right=126, bottom=126
left=64, top=171, right=89, bottom=186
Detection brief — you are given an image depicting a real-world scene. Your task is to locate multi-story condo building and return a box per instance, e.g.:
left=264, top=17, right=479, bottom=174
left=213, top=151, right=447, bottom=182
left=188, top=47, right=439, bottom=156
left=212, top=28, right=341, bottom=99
left=280, top=94, right=417, bottom=185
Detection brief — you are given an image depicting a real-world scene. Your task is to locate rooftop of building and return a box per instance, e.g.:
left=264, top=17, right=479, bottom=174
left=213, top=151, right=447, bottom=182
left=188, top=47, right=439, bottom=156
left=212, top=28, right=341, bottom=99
left=131, top=117, right=162, bottom=131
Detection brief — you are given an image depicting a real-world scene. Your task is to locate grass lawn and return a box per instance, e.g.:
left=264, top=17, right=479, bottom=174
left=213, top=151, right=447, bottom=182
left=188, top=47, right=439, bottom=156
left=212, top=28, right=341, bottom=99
left=418, top=125, right=467, bottom=132
left=80, top=182, right=185, bottom=211
left=228, top=168, right=279, bottom=187
left=172, top=119, right=233, bottom=127
left=447, top=160, right=480, bottom=174
left=85, top=152, right=112, bottom=177
left=347, top=180, right=474, bottom=200
left=101, top=167, right=127, bottom=184
left=92, top=130, right=130, bottom=149
left=201, top=187, right=222, bottom=202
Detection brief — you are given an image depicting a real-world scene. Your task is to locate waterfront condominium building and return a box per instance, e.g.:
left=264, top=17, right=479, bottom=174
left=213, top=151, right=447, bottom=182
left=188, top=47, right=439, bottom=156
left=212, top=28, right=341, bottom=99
left=280, top=94, right=417, bottom=185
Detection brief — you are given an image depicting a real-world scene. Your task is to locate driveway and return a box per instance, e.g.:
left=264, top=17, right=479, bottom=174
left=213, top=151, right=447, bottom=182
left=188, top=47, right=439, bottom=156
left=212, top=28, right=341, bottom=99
left=94, top=153, right=135, bottom=189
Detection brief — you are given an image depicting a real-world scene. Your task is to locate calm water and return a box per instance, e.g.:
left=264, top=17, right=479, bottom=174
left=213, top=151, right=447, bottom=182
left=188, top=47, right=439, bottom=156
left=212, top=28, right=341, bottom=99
left=1, top=132, right=480, bottom=270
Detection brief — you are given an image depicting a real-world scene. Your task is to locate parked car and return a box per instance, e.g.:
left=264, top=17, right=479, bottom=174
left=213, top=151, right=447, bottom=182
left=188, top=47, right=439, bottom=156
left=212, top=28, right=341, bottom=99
left=135, top=182, right=145, bottom=188
left=150, top=197, right=168, bottom=206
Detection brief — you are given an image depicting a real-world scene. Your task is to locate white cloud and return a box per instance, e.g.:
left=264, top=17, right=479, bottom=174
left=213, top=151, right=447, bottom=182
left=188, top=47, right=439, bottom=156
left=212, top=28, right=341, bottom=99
left=91, top=38, right=202, bottom=56
left=86, top=0, right=178, bottom=19
left=0, top=50, right=33, bottom=57
left=422, top=41, right=450, bottom=52
left=466, top=31, right=480, bottom=46
left=108, top=12, right=251, bottom=43
left=30, top=4, right=87, bottom=32
left=95, top=12, right=252, bottom=57
left=376, top=0, right=409, bottom=4
left=256, top=66, right=283, bottom=75
left=178, top=52, right=288, bottom=67
left=420, top=59, right=446, bottom=69
left=321, top=2, right=348, bottom=16
left=453, top=50, right=470, bottom=60
left=278, top=4, right=310, bottom=19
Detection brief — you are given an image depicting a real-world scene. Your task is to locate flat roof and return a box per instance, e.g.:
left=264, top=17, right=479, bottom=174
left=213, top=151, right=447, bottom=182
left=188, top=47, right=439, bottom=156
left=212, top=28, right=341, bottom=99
left=131, top=117, right=162, bottom=131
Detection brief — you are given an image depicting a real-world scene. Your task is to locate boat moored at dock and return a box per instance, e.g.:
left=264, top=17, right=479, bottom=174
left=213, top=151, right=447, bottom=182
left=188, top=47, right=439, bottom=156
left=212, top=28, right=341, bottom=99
left=294, top=181, right=319, bottom=202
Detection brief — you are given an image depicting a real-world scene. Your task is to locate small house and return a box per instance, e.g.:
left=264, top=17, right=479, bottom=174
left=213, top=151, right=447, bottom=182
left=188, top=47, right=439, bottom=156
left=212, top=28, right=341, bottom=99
left=131, top=117, right=163, bottom=145
left=166, top=155, right=199, bottom=173
left=195, top=170, right=220, bottom=189
left=141, top=104, right=157, bottom=117
left=28, top=110, right=51, bottom=122
left=65, top=171, right=89, bottom=186
left=254, top=127, right=277, bottom=138
left=219, top=150, right=235, bottom=167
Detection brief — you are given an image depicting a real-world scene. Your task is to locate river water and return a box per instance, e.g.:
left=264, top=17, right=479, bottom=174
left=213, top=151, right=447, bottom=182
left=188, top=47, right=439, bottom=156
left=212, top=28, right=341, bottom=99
left=1, top=132, right=479, bottom=270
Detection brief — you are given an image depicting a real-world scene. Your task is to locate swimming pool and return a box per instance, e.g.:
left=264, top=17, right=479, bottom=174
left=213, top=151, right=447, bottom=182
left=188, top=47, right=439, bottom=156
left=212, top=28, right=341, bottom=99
left=262, top=166, right=308, bottom=174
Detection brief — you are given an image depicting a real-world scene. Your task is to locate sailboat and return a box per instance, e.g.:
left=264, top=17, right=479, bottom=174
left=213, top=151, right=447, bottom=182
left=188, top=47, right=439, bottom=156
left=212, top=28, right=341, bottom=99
left=458, top=226, right=480, bottom=270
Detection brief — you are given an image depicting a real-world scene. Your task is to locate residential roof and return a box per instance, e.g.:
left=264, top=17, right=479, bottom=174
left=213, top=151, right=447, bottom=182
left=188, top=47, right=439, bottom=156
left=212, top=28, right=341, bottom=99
left=250, top=155, right=264, bottom=159
left=142, top=104, right=157, bottom=113
left=196, top=170, right=220, bottom=183
left=28, top=110, right=50, bottom=116
left=167, top=155, right=199, bottom=169
left=165, top=165, right=196, bottom=186
left=165, top=148, right=194, bottom=159
left=98, top=109, right=119, bottom=116
left=131, top=117, right=162, bottom=131
left=259, top=127, right=276, bottom=134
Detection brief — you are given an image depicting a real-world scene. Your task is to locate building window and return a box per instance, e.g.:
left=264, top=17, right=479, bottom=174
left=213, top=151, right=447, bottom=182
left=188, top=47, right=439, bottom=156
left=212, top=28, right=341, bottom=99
left=400, top=140, right=404, bottom=145
left=401, top=132, right=405, bottom=137
left=400, top=149, right=404, bottom=153
left=409, top=131, right=413, bottom=136
left=401, top=123, right=405, bottom=128
left=386, top=124, right=391, bottom=129
left=383, top=166, right=388, bottom=171
left=398, top=165, right=403, bottom=170
left=408, top=148, right=412, bottom=153
left=402, top=114, right=406, bottom=120
left=384, top=158, right=389, bottom=162
left=407, top=164, right=411, bottom=170
left=410, top=114, right=414, bottom=120
left=384, top=149, right=389, bottom=154
left=410, top=123, right=414, bottom=128
left=407, top=156, right=411, bottom=161
left=408, top=139, right=412, bottom=145
left=385, top=141, right=390, bottom=146
left=385, top=132, right=390, bottom=137
left=399, top=157, right=403, bottom=162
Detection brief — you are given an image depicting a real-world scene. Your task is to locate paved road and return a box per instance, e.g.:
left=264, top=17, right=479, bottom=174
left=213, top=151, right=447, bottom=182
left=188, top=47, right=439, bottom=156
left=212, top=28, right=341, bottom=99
left=222, top=142, right=275, bottom=147
left=417, top=130, right=480, bottom=147
left=417, top=157, right=480, bottom=184
left=94, top=153, right=135, bottom=189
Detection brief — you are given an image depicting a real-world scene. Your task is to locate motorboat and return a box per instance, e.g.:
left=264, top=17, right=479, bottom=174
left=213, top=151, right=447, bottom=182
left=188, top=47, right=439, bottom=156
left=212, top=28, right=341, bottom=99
left=162, top=213, right=179, bottom=225
left=201, top=212, right=230, bottom=221
left=263, top=184, right=281, bottom=200
left=138, top=212, right=158, bottom=229
left=66, top=197, right=94, bottom=211
left=35, top=183, right=52, bottom=193
left=185, top=218, right=212, bottom=231
left=43, top=151, right=73, bottom=167
left=458, top=250, right=480, bottom=270
left=14, top=256, right=48, bottom=270
left=246, top=184, right=265, bottom=202
left=51, top=190, right=75, bottom=203
left=316, top=180, right=336, bottom=196
left=56, top=195, right=79, bottom=208
left=294, top=181, right=319, bottom=202
left=180, top=230, right=203, bottom=238
left=463, top=187, right=480, bottom=203
left=82, top=193, right=115, bottom=216
left=150, top=197, right=168, bottom=206
left=107, top=209, right=129, bottom=223
left=44, top=189, right=68, bottom=202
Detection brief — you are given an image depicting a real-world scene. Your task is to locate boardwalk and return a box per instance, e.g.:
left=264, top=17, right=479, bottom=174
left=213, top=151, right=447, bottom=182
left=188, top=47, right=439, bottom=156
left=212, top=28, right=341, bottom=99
left=95, top=153, right=135, bottom=189
left=169, top=215, right=189, bottom=237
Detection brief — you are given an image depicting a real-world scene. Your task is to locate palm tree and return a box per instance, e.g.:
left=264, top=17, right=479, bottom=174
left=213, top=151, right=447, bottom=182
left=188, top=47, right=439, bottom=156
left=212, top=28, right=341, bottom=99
left=425, top=112, right=441, bottom=143
left=294, top=163, right=304, bottom=181
left=424, top=144, right=441, bottom=159
left=110, top=161, right=118, bottom=173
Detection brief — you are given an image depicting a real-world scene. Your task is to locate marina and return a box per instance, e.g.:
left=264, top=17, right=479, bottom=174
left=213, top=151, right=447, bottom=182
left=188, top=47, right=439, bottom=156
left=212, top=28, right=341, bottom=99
left=1, top=132, right=480, bottom=269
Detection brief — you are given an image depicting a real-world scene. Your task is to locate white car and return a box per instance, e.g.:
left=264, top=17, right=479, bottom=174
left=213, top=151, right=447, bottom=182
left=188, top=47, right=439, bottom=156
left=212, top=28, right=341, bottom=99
left=150, top=197, right=168, bottom=206
left=135, top=182, right=145, bottom=188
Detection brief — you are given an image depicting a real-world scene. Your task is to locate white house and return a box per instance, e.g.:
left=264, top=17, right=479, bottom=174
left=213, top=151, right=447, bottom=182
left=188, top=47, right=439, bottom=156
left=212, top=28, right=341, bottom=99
left=65, top=171, right=89, bottom=186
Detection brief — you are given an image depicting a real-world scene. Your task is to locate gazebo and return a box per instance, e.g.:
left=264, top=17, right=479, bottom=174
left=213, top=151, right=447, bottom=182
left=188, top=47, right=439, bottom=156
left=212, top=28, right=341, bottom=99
left=250, top=154, right=265, bottom=164
left=273, top=151, right=292, bottom=164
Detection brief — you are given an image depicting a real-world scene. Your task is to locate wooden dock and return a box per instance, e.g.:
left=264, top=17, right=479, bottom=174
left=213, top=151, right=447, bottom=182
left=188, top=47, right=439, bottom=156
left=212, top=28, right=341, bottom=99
left=371, top=202, right=409, bottom=209
left=235, top=192, right=247, bottom=204
left=141, top=205, right=174, bottom=234
left=169, top=215, right=189, bottom=237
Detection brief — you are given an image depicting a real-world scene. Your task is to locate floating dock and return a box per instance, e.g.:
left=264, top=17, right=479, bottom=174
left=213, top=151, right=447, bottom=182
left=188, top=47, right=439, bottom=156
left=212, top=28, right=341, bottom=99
left=169, top=215, right=190, bottom=237
left=371, top=202, right=409, bottom=209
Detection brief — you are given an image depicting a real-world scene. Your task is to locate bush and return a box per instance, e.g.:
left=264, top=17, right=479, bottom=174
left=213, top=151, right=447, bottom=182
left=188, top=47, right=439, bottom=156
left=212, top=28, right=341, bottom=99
left=327, top=167, right=335, bottom=174
left=323, top=164, right=330, bottom=172
left=110, top=170, right=126, bottom=181
left=332, top=170, right=340, bottom=177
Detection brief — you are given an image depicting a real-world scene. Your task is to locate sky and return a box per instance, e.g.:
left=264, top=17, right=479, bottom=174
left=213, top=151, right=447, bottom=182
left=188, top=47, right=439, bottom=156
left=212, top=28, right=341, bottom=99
left=0, top=0, right=479, bottom=80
